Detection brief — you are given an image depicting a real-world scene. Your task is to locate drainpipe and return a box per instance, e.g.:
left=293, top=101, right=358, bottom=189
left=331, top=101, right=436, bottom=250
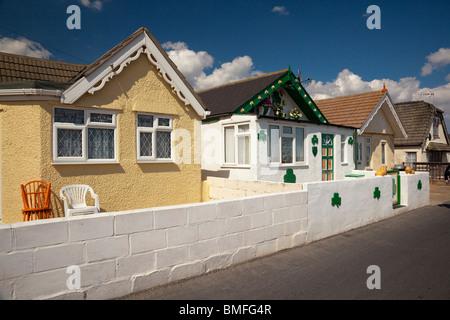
left=354, top=129, right=358, bottom=170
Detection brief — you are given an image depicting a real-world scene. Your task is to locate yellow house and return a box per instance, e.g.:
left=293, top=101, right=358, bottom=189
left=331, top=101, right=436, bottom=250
left=0, top=27, right=209, bottom=223
left=316, top=89, right=408, bottom=171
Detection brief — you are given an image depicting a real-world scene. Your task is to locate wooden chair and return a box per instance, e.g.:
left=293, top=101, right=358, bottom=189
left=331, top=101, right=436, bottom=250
left=60, top=185, right=100, bottom=217
left=21, top=180, right=52, bottom=221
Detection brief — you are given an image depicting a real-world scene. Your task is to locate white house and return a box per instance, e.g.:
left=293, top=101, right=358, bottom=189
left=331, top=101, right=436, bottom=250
left=198, top=69, right=357, bottom=184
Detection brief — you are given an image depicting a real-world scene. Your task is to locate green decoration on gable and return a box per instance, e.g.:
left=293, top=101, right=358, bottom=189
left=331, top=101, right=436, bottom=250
left=373, top=187, right=381, bottom=200
left=417, top=180, right=422, bottom=190
left=284, top=169, right=296, bottom=183
left=331, top=193, right=342, bottom=208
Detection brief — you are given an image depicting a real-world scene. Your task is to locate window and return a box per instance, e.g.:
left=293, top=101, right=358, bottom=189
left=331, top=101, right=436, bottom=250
left=224, top=123, right=250, bottom=165
left=433, top=117, right=440, bottom=138
left=406, top=152, right=416, bottom=168
left=269, top=125, right=305, bottom=164
left=341, top=135, right=346, bottom=163
left=137, top=114, right=173, bottom=161
left=381, top=142, right=386, bottom=165
left=53, top=107, right=117, bottom=163
left=365, top=137, right=371, bottom=167
left=358, top=142, right=363, bottom=162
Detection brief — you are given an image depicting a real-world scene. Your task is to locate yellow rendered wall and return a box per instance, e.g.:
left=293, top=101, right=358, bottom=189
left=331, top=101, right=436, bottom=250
left=1, top=55, right=203, bottom=223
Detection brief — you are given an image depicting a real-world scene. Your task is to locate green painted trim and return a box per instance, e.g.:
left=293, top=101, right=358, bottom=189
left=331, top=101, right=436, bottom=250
left=387, top=170, right=401, bottom=205
left=345, top=174, right=365, bottom=178
left=201, top=117, right=220, bottom=123
left=231, top=69, right=328, bottom=124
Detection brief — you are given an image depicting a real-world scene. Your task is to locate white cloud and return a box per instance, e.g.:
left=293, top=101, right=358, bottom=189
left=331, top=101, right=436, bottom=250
left=421, top=47, right=450, bottom=76
left=271, top=6, right=289, bottom=16
left=163, top=41, right=263, bottom=91
left=306, top=68, right=450, bottom=126
left=79, top=0, right=104, bottom=10
left=0, top=36, right=52, bottom=59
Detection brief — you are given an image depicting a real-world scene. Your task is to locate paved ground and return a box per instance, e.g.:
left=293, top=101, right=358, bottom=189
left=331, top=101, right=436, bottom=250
left=118, top=183, right=450, bottom=300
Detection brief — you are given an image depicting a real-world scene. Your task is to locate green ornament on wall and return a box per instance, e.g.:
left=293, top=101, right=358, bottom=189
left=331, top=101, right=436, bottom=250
left=348, top=137, right=354, bottom=145
left=312, top=135, right=318, bottom=145
left=417, top=180, right=422, bottom=190
left=284, top=169, right=296, bottom=183
left=373, top=187, right=381, bottom=200
left=312, top=146, right=318, bottom=157
left=331, top=193, right=342, bottom=208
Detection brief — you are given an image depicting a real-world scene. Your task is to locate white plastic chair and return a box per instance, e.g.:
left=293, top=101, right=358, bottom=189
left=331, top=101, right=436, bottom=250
left=60, top=185, right=100, bottom=217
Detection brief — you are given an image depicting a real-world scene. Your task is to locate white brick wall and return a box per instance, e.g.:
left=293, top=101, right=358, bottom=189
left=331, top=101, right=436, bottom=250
left=0, top=173, right=428, bottom=300
left=0, top=189, right=308, bottom=300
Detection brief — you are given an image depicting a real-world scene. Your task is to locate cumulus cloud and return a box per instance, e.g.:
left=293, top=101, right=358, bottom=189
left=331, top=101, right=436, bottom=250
left=306, top=68, right=450, bottom=125
left=163, top=41, right=263, bottom=91
left=271, top=6, right=289, bottom=16
left=0, top=36, right=52, bottom=59
left=79, top=0, right=104, bottom=10
left=421, top=47, right=450, bottom=76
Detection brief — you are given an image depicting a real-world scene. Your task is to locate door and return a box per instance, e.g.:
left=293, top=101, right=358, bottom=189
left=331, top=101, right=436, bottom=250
left=322, top=134, right=334, bottom=181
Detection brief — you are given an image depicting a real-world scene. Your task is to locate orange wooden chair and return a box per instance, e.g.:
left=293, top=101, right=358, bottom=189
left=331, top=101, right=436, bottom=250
left=20, top=180, right=52, bottom=221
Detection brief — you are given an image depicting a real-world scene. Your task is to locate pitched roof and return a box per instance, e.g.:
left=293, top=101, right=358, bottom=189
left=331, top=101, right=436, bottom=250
left=393, top=100, right=447, bottom=147
left=315, top=90, right=386, bottom=128
left=0, top=51, right=86, bottom=84
left=197, top=69, right=288, bottom=117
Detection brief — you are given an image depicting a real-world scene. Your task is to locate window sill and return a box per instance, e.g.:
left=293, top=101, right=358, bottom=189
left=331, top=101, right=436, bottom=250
left=221, top=164, right=252, bottom=169
left=269, top=163, right=308, bottom=168
left=52, top=160, right=120, bottom=165
left=137, top=160, right=176, bottom=164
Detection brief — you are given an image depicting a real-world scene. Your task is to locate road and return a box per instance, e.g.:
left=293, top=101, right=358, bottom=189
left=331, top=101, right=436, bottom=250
left=119, top=185, right=450, bottom=300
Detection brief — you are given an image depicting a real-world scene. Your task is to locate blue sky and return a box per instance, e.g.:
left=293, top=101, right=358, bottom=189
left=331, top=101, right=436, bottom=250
left=0, top=0, right=449, bottom=123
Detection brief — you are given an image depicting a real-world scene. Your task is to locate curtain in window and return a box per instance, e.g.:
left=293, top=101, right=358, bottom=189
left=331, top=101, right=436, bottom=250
left=224, top=127, right=235, bottom=163
left=156, top=131, right=171, bottom=158
left=140, top=132, right=152, bottom=157
left=269, top=125, right=279, bottom=162
left=58, top=129, right=82, bottom=157
left=296, top=128, right=304, bottom=162
left=88, top=128, right=114, bottom=159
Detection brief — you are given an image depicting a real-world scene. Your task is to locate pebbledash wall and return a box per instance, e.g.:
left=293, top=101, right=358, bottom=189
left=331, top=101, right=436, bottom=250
left=0, top=172, right=429, bottom=300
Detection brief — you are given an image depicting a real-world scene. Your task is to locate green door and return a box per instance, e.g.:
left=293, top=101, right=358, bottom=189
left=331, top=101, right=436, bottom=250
left=322, top=134, right=334, bottom=181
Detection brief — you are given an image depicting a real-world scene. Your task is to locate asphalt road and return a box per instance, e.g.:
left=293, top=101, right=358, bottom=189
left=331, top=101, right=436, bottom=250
left=119, top=191, right=450, bottom=300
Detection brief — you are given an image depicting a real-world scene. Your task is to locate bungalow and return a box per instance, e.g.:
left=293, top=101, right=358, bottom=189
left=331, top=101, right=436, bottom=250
left=315, top=88, right=408, bottom=171
left=393, top=100, right=450, bottom=166
left=0, top=27, right=209, bottom=223
left=198, top=69, right=357, bottom=184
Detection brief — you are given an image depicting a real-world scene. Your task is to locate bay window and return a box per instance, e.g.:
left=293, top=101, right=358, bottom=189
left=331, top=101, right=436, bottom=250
left=53, top=107, right=117, bottom=163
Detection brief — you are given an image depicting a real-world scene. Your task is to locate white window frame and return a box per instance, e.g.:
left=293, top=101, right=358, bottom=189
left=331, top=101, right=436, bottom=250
left=341, top=135, right=347, bottom=163
left=365, top=136, right=372, bottom=168
left=268, top=123, right=306, bottom=166
left=136, top=113, right=174, bottom=163
left=222, top=122, right=251, bottom=166
left=53, top=107, right=118, bottom=164
left=381, top=141, right=386, bottom=165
